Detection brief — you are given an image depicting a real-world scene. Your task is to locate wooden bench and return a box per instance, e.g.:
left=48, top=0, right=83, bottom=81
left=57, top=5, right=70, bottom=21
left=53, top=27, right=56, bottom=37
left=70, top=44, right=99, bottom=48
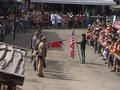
left=0, top=45, right=7, bottom=61
left=0, top=42, right=27, bottom=90
left=1, top=46, right=14, bottom=70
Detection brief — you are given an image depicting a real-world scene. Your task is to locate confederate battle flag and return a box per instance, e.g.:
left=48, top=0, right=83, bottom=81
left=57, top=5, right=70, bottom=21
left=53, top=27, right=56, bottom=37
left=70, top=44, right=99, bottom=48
left=48, top=41, right=63, bottom=48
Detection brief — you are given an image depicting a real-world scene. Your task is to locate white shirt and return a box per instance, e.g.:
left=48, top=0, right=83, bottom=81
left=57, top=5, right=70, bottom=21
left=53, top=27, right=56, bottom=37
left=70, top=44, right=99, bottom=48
left=51, top=14, right=55, bottom=24
left=57, top=15, right=62, bottom=23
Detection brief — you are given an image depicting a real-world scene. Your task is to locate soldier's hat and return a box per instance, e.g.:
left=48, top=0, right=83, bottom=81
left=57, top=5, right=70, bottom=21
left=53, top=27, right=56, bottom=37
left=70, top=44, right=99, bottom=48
left=41, top=37, right=46, bottom=41
left=34, top=28, right=41, bottom=34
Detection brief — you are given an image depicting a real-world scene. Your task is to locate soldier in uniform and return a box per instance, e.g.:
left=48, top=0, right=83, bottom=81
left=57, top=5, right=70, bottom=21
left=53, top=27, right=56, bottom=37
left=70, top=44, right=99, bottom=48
left=36, top=37, right=47, bottom=77
left=31, top=29, right=41, bottom=70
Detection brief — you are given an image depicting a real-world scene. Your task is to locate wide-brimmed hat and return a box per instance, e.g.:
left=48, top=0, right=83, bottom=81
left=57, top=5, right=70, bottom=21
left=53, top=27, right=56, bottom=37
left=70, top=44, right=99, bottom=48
left=34, top=29, right=41, bottom=34
left=41, top=37, right=46, bottom=41
left=34, top=31, right=39, bottom=34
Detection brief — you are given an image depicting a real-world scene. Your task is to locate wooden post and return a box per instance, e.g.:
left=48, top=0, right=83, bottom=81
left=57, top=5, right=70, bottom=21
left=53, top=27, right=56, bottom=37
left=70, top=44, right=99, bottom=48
left=61, top=4, right=65, bottom=13
left=0, top=84, right=1, bottom=90
left=0, top=84, right=6, bottom=90
left=7, top=85, right=16, bottom=90
left=102, top=5, right=107, bottom=28
left=82, top=5, right=85, bottom=13
left=41, top=3, right=45, bottom=12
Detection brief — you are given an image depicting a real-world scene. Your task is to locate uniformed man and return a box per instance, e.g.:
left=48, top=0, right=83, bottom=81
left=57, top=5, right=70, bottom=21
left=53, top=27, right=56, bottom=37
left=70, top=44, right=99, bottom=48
left=36, top=37, right=47, bottom=77
left=31, top=29, right=41, bottom=70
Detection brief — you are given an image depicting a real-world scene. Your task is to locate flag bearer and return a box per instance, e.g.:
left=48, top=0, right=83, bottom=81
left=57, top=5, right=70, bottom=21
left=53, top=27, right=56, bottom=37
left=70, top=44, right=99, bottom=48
left=77, top=34, right=87, bottom=64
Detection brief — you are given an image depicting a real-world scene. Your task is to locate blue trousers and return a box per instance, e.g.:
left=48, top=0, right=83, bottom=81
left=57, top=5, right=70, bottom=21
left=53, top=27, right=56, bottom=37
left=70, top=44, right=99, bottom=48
left=81, top=49, right=86, bottom=64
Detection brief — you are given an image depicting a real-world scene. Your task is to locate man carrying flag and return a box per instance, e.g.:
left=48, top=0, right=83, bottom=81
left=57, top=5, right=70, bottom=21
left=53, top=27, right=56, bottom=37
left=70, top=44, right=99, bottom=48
left=77, top=34, right=87, bottom=64
left=69, top=30, right=77, bottom=58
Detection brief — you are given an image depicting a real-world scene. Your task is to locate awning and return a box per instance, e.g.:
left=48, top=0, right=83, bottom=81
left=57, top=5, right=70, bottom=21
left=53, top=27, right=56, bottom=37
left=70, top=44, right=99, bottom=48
left=0, top=0, right=9, bottom=1
left=0, top=0, right=15, bottom=1
left=0, top=0, right=8, bottom=1
left=110, top=5, right=120, bottom=11
left=110, top=5, right=120, bottom=9
left=31, top=0, right=116, bottom=5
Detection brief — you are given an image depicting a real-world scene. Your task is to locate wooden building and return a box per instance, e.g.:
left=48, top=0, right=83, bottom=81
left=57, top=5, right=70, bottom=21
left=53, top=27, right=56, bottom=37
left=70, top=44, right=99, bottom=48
left=31, top=0, right=116, bottom=15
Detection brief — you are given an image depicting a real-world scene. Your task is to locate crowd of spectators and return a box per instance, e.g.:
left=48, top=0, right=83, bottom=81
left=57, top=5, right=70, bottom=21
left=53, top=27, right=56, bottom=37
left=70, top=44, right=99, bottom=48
left=86, top=19, right=120, bottom=72
left=0, top=4, right=90, bottom=41
left=14, top=10, right=88, bottom=29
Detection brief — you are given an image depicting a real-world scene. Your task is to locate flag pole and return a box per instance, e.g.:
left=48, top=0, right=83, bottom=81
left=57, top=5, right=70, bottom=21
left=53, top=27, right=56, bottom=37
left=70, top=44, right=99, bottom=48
left=73, top=28, right=82, bottom=62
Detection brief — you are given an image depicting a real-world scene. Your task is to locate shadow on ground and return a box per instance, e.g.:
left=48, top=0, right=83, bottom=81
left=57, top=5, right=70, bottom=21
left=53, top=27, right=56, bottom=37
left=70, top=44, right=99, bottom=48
left=44, top=60, right=73, bottom=81
left=25, top=59, right=81, bottom=82
left=86, top=62, right=106, bottom=67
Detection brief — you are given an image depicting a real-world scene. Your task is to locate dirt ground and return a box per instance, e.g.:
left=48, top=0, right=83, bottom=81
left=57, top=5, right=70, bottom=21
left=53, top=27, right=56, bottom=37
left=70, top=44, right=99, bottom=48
left=4, top=29, right=120, bottom=90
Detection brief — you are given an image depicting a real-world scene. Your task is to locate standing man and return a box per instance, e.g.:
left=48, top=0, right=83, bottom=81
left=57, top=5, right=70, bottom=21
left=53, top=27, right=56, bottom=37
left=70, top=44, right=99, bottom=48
left=50, top=13, right=55, bottom=28
left=77, top=34, right=87, bottom=64
left=31, top=30, right=40, bottom=59
left=57, top=14, right=62, bottom=29
left=36, top=37, right=47, bottom=77
left=31, top=29, right=41, bottom=70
